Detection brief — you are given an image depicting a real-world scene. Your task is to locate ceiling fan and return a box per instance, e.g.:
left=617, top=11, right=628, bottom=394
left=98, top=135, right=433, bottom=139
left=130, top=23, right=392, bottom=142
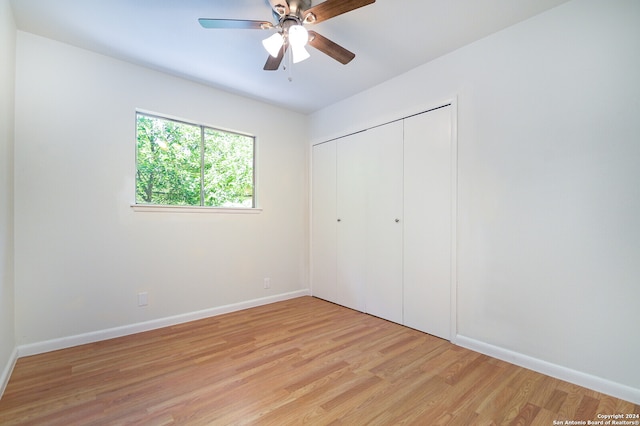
left=198, top=0, right=375, bottom=71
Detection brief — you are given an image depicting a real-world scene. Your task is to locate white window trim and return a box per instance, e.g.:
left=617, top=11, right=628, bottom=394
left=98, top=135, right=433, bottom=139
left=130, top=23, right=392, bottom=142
left=134, top=111, right=257, bottom=210
left=131, top=204, right=262, bottom=214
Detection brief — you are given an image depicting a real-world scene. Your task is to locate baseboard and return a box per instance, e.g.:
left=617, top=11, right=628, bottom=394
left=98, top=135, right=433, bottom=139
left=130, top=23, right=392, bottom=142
left=456, top=335, right=640, bottom=405
left=0, top=346, right=18, bottom=399
left=17, top=290, right=310, bottom=358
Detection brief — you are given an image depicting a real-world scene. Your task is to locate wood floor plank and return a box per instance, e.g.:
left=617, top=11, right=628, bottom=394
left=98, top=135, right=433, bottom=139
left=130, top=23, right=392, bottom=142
left=425, top=355, right=503, bottom=419
left=545, top=388, right=569, bottom=413
left=527, top=375, right=562, bottom=409
left=0, top=296, right=635, bottom=425
left=575, top=395, right=600, bottom=421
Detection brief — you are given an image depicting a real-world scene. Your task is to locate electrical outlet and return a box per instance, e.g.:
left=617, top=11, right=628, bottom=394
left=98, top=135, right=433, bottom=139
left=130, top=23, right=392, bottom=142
left=138, top=292, right=148, bottom=307
left=263, top=278, right=271, bottom=289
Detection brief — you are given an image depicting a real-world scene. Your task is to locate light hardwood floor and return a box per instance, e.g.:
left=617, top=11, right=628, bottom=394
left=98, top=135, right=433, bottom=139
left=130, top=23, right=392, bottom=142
left=0, top=296, right=637, bottom=425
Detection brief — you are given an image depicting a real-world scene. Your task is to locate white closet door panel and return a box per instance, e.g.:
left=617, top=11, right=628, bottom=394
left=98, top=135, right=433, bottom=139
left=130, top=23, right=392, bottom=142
left=364, top=121, right=404, bottom=323
left=311, top=141, right=337, bottom=303
left=336, top=132, right=367, bottom=312
left=403, top=106, right=452, bottom=339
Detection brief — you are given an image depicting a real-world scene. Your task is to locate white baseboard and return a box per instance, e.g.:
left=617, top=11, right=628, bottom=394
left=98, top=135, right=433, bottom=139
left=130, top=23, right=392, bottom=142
left=456, top=335, right=640, bottom=405
left=0, top=347, right=18, bottom=399
left=17, top=290, right=310, bottom=358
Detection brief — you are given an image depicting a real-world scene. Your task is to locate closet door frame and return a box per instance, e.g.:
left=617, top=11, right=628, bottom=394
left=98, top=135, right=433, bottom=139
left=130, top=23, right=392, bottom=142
left=309, top=98, right=458, bottom=342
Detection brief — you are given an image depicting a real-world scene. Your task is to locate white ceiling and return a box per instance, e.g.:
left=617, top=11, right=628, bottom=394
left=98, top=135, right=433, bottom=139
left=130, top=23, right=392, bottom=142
left=10, top=0, right=571, bottom=114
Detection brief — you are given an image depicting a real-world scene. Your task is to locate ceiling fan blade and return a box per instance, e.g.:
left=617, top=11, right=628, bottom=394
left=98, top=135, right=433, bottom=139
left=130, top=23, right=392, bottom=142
left=198, top=18, right=274, bottom=30
left=264, top=45, right=288, bottom=70
left=304, top=0, right=375, bottom=24
left=308, top=31, right=355, bottom=64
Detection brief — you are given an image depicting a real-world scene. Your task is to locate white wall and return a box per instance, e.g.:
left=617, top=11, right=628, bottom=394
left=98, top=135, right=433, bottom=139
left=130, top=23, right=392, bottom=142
left=14, top=32, right=309, bottom=346
left=0, top=0, right=16, bottom=394
left=311, top=0, right=640, bottom=401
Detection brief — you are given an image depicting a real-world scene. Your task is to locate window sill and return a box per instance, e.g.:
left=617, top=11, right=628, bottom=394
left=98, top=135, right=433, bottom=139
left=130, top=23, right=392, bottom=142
left=131, top=204, right=262, bottom=214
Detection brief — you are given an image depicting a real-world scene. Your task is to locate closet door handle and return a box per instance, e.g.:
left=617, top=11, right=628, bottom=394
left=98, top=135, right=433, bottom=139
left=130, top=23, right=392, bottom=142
left=337, top=218, right=342, bottom=222
left=395, top=218, right=400, bottom=223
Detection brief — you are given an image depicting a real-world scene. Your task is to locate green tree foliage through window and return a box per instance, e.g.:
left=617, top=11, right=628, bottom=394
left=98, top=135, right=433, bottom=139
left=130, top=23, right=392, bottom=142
left=136, top=113, right=254, bottom=207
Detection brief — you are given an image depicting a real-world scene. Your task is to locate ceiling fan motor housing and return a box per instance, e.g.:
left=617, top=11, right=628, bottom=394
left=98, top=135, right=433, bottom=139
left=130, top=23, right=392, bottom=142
left=282, top=16, right=302, bottom=32
left=289, top=0, right=312, bottom=16
left=272, top=0, right=312, bottom=21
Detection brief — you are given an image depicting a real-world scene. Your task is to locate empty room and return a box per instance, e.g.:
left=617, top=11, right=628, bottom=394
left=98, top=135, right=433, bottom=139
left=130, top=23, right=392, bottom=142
left=0, top=0, right=638, bottom=424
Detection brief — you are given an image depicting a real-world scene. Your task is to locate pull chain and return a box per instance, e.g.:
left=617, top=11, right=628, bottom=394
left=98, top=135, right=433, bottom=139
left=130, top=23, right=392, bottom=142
left=286, top=46, right=293, bottom=82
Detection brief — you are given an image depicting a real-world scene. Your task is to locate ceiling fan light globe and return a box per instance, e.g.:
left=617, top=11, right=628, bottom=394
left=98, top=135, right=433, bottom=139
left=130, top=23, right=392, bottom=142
left=262, top=33, right=284, bottom=57
left=288, top=24, right=309, bottom=47
left=292, top=45, right=311, bottom=63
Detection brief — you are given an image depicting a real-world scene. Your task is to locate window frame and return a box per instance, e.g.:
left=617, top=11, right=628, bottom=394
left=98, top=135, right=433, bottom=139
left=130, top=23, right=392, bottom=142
left=132, top=111, right=260, bottom=213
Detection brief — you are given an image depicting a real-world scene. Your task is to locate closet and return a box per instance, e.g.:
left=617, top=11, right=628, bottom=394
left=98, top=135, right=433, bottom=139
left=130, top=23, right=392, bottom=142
left=311, top=104, right=454, bottom=340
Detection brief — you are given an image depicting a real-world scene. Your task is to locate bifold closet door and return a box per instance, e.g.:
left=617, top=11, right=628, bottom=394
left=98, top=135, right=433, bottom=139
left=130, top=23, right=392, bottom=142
left=336, top=131, right=367, bottom=312
left=311, top=141, right=337, bottom=303
left=363, top=121, right=403, bottom=323
left=403, top=106, right=453, bottom=340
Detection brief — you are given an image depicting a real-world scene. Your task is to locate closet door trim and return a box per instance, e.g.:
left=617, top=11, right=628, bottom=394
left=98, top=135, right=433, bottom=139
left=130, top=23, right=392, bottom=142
left=311, top=98, right=458, bottom=343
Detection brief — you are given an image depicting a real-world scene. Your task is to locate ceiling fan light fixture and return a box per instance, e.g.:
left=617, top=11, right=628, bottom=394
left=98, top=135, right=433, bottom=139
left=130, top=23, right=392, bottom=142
left=262, top=32, right=284, bottom=57
left=291, top=45, right=311, bottom=63
left=288, top=24, right=309, bottom=48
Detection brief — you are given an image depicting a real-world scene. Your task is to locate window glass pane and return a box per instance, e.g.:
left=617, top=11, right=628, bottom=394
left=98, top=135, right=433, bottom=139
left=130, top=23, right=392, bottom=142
left=135, top=112, right=255, bottom=208
left=203, top=128, right=254, bottom=208
left=136, top=114, right=202, bottom=206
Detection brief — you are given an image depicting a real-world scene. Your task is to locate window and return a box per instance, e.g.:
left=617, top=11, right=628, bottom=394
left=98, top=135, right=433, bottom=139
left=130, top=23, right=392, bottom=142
left=135, top=112, right=255, bottom=208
